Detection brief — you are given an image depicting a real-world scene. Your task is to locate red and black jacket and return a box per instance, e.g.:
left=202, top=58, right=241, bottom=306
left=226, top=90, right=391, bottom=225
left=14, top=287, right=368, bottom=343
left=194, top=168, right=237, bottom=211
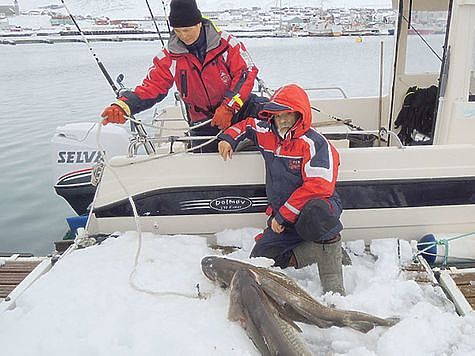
left=118, top=19, right=258, bottom=123
left=219, top=84, right=341, bottom=226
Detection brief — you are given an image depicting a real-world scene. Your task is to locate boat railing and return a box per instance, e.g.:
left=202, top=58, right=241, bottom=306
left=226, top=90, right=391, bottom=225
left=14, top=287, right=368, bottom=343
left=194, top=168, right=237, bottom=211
left=304, top=87, right=349, bottom=98
left=141, top=128, right=404, bottom=155
left=322, top=128, right=405, bottom=149
left=252, top=86, right=349, bottom=98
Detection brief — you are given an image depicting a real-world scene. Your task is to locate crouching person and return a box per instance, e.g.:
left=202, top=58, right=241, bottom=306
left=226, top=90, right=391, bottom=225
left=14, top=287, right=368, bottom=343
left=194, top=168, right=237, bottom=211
left=217, top=84, right=345, bottom=295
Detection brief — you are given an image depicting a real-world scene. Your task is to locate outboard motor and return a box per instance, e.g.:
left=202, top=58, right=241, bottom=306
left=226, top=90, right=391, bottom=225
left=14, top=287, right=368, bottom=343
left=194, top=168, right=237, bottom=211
left=51, top=122, right=129, bottom=216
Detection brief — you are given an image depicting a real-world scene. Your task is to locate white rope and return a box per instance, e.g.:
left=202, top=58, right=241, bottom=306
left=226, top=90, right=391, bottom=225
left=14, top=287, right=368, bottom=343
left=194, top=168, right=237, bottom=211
left=129, top=115, right=212, bottom=133
left=109, top=120, right=222, bottom=168
left=95, top=118, right=206, bottom=299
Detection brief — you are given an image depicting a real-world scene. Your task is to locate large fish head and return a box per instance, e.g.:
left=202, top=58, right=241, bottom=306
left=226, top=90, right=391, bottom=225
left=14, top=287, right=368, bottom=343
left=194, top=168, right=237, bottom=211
left=201, top=256, right=253, bottom=288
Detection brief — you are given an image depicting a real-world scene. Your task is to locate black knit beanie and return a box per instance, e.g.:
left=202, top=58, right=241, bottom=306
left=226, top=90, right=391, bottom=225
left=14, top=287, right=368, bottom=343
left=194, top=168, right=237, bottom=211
left=169, top=0, right=202, bottom=28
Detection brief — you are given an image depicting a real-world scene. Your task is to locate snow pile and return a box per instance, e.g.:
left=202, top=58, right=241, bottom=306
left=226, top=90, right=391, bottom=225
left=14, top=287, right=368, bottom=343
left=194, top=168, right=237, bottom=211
left=0, top=228, right=474, bottom=356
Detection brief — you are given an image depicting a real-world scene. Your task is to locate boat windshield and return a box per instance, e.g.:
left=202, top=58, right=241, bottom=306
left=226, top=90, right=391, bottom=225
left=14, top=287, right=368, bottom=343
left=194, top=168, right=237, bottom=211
left=405, top=10, right=447, bottom=74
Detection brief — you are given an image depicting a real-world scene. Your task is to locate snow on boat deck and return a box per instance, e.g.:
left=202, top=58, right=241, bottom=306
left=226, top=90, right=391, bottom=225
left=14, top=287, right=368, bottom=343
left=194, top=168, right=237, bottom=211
left=0, top=228, right=474, bottom=356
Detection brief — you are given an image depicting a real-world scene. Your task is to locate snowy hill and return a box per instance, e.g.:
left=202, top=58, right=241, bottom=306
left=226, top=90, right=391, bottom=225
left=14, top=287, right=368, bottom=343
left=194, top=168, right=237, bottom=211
left=19, top=0, right=392, bottom=17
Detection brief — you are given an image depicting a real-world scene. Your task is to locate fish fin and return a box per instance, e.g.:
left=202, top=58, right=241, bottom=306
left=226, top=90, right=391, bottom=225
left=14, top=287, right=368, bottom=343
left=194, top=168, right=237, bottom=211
left=248, top=269, right=260, bottom=282
left=228, top=294, right=244, bottom=322
left=347, top=320, right=376, bottom=334
left=228, top=270, right=245, bottom=322
left=274, top=299, right=332, bottom=329
left=267, top=299, right=303, bottom=333
left=348, top=316, right=400, bottom=333
left=279, top=312, right=303, bottom=333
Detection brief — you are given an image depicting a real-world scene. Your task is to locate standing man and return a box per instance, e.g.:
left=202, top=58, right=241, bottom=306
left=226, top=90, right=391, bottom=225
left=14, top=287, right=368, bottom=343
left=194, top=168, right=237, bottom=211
left=101, top=0, right=259, bottom=152
left=218, top=84, right=345, bottom=295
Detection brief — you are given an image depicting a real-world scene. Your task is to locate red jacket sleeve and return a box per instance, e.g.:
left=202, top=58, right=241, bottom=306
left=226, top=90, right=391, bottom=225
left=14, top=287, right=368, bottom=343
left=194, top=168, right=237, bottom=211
left=220, top=33, right=258, bottom=111
left=275, top=137, right=340, bottom=224
left=218, top=117, right=259, bottom=150
left=119, top=49, right=174, bottom=115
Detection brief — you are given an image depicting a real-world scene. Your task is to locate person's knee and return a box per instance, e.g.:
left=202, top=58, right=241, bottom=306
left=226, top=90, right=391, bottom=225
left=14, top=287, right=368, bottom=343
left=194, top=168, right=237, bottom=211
left=295, top=198, right=343, bottom=243
left=250, top=228, right=298, bottom=269
left=250, top=242, right=291, bottom=268
left=250, top=229, right=277, bottom=257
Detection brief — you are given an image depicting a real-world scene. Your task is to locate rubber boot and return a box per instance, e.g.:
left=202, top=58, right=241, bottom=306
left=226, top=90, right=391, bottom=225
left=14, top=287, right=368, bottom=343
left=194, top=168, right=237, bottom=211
left=315, top=239, right=346, bottom=295
left=292, top=242, right=351, bottom=269
left=292, top=242, right=320, bottom=268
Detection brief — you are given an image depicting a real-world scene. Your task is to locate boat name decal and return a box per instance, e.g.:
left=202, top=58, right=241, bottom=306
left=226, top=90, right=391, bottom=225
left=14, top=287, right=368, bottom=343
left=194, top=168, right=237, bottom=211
left=57, top=151, right=105, bottom=164
left=209, top=197, right=252, bottom=212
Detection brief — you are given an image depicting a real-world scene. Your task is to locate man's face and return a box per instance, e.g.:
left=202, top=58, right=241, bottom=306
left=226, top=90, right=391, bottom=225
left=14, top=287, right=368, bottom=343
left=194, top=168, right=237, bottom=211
left=173, top=22, right=202, bottom=45
left=274, top=111, right=299, bottom=137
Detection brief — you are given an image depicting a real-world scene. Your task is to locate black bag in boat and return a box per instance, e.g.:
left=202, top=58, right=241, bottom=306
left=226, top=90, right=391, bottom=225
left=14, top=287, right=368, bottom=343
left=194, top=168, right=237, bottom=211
left=394, top=85, right=438, bottom=145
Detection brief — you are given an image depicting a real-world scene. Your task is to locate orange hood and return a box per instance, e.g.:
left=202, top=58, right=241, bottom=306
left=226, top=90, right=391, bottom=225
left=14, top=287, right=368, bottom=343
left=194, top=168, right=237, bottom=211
left=259, top=84, right=312, bottom=138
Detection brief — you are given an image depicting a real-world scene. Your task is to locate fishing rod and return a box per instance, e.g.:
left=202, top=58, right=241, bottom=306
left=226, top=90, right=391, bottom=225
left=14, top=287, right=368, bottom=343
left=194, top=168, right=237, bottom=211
left=310, top=106, right=364, bottom=131
left=160, top=0, right=171, bottom=34
left=59, top=0, right=118, bottom=94
left=59, top=0, right=155, bottom=154
left=144, top=0, right=165, bottom=47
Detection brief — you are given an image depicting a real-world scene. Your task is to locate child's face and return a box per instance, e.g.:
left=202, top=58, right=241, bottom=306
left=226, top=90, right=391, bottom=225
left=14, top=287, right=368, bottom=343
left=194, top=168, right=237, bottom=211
left=274, top=112, right=299, bottom=137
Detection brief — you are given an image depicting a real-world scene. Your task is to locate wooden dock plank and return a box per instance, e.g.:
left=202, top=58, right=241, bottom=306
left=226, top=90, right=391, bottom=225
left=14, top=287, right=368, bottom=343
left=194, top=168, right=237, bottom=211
left=446, top=271, right=475, bottom=312
left=0, top=285, right=16, bottom=298
left=0, top=260, right=43, bottom=299
left=0, top=261, right=41, bottom=270
left=451, top=273, right=475, bottom=285
left=0, top=272, right=30, bottom=284
left=459, top=285, right=475, bottom=298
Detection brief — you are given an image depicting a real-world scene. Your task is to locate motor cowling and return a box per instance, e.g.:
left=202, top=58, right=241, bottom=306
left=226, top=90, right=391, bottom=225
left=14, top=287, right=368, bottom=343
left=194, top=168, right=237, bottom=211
left=51, top=122, right=129, bottom=215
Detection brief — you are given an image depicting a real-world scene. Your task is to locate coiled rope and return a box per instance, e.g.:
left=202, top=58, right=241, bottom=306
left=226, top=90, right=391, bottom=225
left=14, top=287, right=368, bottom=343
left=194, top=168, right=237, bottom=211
left=94, top=117, right=216, bottom=299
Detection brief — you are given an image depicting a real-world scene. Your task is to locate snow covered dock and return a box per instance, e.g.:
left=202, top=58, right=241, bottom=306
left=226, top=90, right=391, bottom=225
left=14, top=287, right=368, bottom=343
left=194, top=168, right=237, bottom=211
left=0, top=229, right=474, bottom=355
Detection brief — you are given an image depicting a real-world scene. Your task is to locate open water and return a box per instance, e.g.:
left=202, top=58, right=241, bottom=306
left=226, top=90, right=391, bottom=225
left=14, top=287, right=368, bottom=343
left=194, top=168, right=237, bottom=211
left=0, top=35, right=444, bottom=255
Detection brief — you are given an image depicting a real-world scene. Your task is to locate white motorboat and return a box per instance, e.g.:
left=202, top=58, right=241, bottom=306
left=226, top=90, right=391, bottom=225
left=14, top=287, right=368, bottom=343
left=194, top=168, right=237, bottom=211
left=51, top=0, right=475, bottom=247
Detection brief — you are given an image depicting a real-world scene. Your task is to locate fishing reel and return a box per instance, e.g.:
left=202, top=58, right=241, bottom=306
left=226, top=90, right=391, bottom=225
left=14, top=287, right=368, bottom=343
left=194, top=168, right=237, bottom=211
left=116, top=73, right=131, bottom=97
left=115, top=73, right=156, bottom=156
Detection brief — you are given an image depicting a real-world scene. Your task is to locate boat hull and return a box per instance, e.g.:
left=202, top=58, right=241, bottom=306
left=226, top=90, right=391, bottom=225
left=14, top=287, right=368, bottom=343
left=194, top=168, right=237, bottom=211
left=86, top=144, right=475, bottom=241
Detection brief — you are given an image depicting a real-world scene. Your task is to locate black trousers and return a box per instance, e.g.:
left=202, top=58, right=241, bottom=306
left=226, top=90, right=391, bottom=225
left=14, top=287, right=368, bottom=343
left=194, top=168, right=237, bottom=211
left=250, top=195, right=343, bottom=268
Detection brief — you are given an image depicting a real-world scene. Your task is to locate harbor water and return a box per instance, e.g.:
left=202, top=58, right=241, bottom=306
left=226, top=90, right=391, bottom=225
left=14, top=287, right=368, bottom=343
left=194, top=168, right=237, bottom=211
left=0, top=35, right=444, bottom=255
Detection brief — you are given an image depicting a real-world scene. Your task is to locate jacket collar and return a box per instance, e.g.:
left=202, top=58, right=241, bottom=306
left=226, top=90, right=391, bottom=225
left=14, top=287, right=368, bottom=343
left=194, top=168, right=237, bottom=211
left=168, top=19, right=222, bottom=55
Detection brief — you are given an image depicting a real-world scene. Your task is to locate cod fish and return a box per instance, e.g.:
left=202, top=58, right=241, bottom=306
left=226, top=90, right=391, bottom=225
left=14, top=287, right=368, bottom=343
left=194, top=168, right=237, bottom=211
left=202, top=256, right=398, bottom=333
left=229, top=268, right=313, bottom=356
